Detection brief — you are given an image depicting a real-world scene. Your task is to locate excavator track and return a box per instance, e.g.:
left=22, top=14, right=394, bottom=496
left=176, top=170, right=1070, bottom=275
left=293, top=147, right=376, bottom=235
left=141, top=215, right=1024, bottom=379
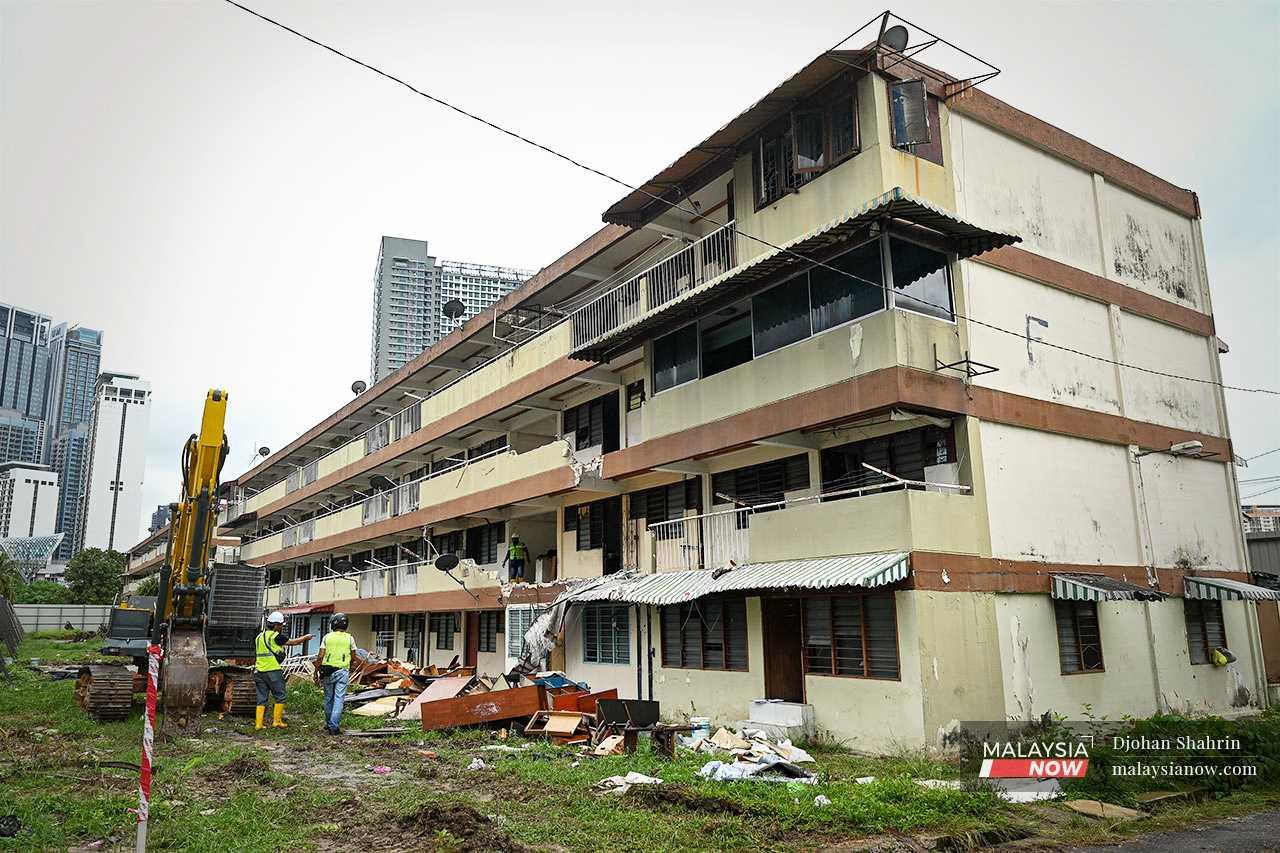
left=221, top=670, right=257, bottom=717
left=75, top=665, right=135, bottom=721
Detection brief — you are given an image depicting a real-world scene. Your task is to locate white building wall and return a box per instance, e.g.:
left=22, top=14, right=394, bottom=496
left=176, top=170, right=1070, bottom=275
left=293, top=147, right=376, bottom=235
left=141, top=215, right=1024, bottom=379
left=79, top=375, right=151, bottom=553
left=0, top=465, right=59, bottom=538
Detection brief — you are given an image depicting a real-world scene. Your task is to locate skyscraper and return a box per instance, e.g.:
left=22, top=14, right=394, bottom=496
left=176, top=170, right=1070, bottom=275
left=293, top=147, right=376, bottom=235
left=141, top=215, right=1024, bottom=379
left=0, top=409, right=44, bottom=466
left=149, top=504, right=171, bottom=533
left=0, top=303, right=52, bottom=460
left=0, top=461, right=59, bottom=539
left=76, top=372, right=151, bottom=553
left=45, top=324, right=103, bottom=447
left=50, top=422, right=89, bottom=560
left=368, top=236, right=531, bottom=382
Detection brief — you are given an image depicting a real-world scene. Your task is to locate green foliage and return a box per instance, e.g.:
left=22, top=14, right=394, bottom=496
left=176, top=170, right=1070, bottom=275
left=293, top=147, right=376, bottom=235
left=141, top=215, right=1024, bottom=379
left=64, top=548, right=125, bottom=604
left=134, top=574, right=160, bottom=597
left=0, top=552, right=23, bottom=601
left=13, top=579, right=72, bottom=604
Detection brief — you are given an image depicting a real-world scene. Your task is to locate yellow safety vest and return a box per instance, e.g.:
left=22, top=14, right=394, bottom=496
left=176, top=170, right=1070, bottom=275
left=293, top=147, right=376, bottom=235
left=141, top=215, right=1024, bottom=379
left=508, top=542, right=528, bottom=561
left=321, top=630, right=354, bottom=670
left=255, top=630, right=284, bottom=672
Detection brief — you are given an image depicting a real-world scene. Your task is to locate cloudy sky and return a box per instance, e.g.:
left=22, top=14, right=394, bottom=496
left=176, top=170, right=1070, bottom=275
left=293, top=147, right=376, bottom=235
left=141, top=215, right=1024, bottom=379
left=1, top=0, right=1277, bottom=545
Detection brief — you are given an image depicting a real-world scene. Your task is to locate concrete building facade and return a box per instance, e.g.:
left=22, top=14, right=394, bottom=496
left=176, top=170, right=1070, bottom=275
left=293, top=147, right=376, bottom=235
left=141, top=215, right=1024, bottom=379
left=77, top=372, right=151, bottom=553
left=368, top=236, right=530, bottom=382
left=0, top=304, right=52, bottom=462
left=225, top=40, right=1270, bottom=751
left=0, top=461, right=59, bottom=539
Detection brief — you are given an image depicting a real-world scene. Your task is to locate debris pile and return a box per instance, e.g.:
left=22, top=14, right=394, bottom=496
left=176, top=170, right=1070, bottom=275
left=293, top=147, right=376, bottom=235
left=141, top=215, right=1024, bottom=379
left=685, top=726, right=817, bottom=784
left=333, top=650, right=493, bottom=720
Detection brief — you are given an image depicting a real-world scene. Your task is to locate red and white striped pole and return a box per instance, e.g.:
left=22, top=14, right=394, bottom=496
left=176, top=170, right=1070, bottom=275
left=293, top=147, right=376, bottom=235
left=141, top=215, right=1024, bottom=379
left=135, top=644, right=162, bottom=853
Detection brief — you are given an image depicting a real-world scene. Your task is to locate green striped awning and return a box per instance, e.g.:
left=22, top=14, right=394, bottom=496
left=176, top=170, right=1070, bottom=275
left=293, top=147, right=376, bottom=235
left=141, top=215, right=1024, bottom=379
left=1050, top=573, right=1166, bottom=602
left=1183, top=576, right=1280, bottom=602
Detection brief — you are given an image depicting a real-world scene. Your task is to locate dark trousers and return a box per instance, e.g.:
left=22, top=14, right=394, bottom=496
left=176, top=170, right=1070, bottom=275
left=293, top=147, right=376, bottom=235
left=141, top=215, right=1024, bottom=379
left=254, top=670, right=286, bottom=705
left=508, top=558, right=526, bottom=581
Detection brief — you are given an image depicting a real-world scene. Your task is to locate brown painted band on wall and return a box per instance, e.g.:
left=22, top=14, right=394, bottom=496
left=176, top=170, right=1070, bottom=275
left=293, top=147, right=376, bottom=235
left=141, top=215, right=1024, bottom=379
left=250, top=357, right=592, bottom=521
left=602, top=366, right=1231, bottom=480
left=975, top=246, right=1215, bottom=338
left=332, top=581, right=566, bottom=616
left=950, top=91, right=1199, bottom=220
left=252, top=466, right=579, bottom=566
left=910, top=551, right=1247, bottom=596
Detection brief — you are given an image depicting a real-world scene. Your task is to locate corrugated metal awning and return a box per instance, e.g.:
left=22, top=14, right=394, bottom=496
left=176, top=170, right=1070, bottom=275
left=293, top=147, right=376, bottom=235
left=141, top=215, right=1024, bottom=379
left=278, top=602, right=335, bottom=616
left=1050, top=573, right=1166, bottom=602
left=564, top=552, right=909, bottom=607
left=573, top=188, right=1021, bottom=362
left=1183, top=576, right=1280, bottom=602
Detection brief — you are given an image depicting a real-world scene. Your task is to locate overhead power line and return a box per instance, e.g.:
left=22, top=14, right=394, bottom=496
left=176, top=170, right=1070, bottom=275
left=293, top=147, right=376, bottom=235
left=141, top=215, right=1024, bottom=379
left=222, top=0, right=1280, bottom=398
left=1244, top=447, right=1280, bottom=463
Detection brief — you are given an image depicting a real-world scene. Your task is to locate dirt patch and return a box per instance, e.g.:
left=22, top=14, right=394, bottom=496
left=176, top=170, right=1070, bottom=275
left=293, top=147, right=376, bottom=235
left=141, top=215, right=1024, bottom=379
left=207, top=754, right=273, bottom=784
left=397, top=802, right=529, bottom=852
left=625, top=783, right=750, bottom=816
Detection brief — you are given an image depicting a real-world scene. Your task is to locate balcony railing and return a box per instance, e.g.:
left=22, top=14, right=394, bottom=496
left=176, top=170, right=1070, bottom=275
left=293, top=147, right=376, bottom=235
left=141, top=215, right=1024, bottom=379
left=647, top=474, right=971, bottom=572
left=571, top=221, right=737, bottom=350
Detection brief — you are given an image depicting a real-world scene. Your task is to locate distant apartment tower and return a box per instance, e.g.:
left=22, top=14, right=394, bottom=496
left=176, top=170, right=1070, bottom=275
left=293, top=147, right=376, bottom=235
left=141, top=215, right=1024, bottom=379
left=0, top=303, right=52, bottom=462
left=368, top=237, right=530, bottom=382
left=49, top=422, right=89, bottom=560
left=76, top=373, right=151, bottom=553
left=0, top=409, right=44, bottom=466
left=0, top=461, right=59, bottom=538
left=1244, top=505, right=1280, bottom=535
left=44, top=324, right=103, bottom=448
left=149, top=504, right=171, bottom=533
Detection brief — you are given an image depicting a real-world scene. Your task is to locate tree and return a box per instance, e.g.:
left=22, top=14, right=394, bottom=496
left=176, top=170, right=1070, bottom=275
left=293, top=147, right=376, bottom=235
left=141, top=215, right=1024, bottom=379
left=135, top=574, right=160, bottom=598
left=65, top=548, right=125, bottom=605
left=0, top=552, right=23, bottom=601
left=14, top=580, right=71, bottom=605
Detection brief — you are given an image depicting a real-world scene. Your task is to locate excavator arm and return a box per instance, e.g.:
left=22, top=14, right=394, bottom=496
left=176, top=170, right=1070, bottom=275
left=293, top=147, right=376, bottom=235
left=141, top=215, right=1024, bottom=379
left=153, top=390, right=230, bottom=732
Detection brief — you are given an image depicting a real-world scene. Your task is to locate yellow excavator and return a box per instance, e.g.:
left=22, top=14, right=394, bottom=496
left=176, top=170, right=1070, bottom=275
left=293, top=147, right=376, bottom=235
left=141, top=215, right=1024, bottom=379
left=76, top=390, right=264, bottom=731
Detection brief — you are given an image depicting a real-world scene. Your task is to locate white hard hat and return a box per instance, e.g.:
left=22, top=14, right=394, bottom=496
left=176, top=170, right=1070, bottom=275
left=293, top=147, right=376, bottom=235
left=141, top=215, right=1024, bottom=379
left=267, top=610, right=285, bottom=624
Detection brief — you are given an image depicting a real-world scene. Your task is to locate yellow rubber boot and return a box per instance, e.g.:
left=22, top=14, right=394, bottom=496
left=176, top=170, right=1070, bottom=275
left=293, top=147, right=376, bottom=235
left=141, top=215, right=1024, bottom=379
left=254, top=706, right=266, bottom=731
left=272, top=703, right=287, bottom=729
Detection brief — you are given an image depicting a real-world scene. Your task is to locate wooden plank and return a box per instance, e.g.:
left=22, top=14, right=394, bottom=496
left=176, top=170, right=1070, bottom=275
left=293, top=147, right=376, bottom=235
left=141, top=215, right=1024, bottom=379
left=543, top=711, right=585, bottom=736
left=577, top=688, right=618, bottom=715
left=419, top=684, right=547, bottom=732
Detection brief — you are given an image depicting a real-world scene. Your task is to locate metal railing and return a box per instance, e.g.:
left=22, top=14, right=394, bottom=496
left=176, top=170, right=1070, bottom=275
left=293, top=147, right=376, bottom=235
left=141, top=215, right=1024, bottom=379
left=262, top=559, right=463, bottom=607
left=571, top=221, right=737, bottom=350
left=245, top=444, right=511, bottom=548
left=647, top=475, right=971, bottom=572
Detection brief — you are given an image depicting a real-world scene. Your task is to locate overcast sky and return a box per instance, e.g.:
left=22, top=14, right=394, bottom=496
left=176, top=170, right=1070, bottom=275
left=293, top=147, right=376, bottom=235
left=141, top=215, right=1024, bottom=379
left=1, top=0, right=1277, bottom=546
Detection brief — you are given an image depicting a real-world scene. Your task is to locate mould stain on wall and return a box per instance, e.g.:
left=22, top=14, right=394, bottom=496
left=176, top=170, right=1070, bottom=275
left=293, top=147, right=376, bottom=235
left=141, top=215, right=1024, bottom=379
left=1112, top=214, right=1197, bottom=307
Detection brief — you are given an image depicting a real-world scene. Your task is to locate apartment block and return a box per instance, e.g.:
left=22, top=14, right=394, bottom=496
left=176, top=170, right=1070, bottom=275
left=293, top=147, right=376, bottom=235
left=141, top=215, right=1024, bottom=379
left=0, top=303, right=52, bottom=463
left=0, top=461, right=59, bottom=539
left=225, top=37, right=1271, bottom=750
left=77, top=372, right=151, bottom=553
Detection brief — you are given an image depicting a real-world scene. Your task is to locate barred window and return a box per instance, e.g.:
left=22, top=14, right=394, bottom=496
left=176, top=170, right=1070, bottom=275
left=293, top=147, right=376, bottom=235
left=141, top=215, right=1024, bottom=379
left=507, top=606, right=545, bottom=657
left=478, top=610, right=502, bottom=654
left=430, top=612, right=457, bottom=650
left=583, top=604, right=630, bottom=665
left=1185, top=599, right=1227, bottom=665
left=1054, top=600, right=1105, bottom=674
left=660, top=597, right=748, bottom=671
left=802, top=593, right=899, bottom=679
left=464, top=521, right=505, bottom=564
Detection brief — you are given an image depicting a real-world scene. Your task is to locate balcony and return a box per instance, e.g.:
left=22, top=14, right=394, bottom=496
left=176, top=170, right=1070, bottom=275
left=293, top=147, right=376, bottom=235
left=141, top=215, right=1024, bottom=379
left=645, top=479, right=977, bottom=572
left=571, top=221, right=737, bottom=352
left=264, top=558, right=505, bottom=606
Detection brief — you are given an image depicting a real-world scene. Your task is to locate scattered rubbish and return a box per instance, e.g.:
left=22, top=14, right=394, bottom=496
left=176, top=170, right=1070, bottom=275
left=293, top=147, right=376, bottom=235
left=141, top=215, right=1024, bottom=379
left=814, top=794, right=831, bottom=807
left=1065, top=799, right=1145, bottom=821
left=916, top=779, right=964, bottom=790
left=370, top=765, right=393, bottom=775
left=709, top=727, right=751, bottom=751
left=467, top=758, right=488, bottom=771
left=199, top=808, right=216, bottom=816
left=420, top=684, right=547, bottom=732
left=479, top=744, right=529, bottom=753
left=416, top=750, right=438, bottom=759
left=595, top=771, right=663, bottom=795
left=593, top=734, right=626, bottom=756
left=697, top=754, right=817, bottom=784
left=341, top=727, right=411, bottom=738
left=686, top=726, right=815, bottom=764
left=855, top=776, right=876, bottom=784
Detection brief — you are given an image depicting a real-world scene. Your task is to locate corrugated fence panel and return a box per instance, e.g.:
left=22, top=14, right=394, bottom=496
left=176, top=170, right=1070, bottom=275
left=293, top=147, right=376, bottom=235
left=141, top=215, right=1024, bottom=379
left=14, top=604, right=112, bottom=632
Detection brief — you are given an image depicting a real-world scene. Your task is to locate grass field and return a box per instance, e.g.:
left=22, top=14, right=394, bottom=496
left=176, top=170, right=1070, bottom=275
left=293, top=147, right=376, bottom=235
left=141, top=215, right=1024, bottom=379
left=1, top=631, right=1277, bottom=851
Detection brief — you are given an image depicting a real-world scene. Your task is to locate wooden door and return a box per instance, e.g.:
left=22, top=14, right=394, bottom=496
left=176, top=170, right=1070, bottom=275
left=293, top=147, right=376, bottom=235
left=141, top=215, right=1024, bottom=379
left=464, top=612, right=480, bottom=668
left=762, top=597, right=804, bottom=702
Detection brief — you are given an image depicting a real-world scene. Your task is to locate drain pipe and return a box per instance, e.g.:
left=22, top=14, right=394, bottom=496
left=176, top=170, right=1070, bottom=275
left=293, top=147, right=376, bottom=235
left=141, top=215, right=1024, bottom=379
left=634, top=604, right=642, bottom=700
left=646, top=605, right=654, bottom=700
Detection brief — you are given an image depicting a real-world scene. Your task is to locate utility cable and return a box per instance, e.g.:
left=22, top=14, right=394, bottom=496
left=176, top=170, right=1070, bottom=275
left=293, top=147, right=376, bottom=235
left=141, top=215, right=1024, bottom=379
left=222, top=0, right=1280, bottom=397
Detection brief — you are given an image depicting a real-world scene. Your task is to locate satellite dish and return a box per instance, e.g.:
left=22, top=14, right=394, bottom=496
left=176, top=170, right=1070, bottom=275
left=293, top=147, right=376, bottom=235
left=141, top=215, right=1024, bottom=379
left=434, top=553, right=460, bottom=572
left=882, top=24, right=909, bottom=52
left=442, top=299, right=466, bottom=321
left=351, top=380, right=368, bottom=395
left=332, top=557, right=352, bottom=571
left=370, top=474, right=396, bottom=492
left=257, top=446, right=271, bottom=458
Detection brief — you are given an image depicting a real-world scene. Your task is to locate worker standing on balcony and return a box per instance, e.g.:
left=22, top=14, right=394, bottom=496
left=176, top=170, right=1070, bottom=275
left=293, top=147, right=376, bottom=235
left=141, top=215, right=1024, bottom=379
left=254, top=611, right=313, bottom=731
left=503, top=535, right=529, bottom=583
left=315, top=612, right=355, bottom=736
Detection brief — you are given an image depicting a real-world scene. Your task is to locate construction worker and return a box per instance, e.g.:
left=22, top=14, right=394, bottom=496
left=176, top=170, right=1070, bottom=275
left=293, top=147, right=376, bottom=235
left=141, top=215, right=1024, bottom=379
left=254, top=611, right=313, bottom=731
left=503, top=534, right=529, bottom=583
left=315, top=612, right=355, bottom=736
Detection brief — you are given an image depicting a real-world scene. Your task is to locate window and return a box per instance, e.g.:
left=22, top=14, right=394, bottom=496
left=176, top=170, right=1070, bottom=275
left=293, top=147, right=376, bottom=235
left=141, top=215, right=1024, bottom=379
left=820, top=425, right=954, bottom=494
left=754, top=76, right=860, bottom=208
left=583, top=604, right=630, bottom=665
left=653, top=323, right=699, bottom=393
left=810, top=239, right=884, bottom=333
left=791, top=110, right=826, bottom=173
left=430, top=530, right=463, bottom=557
left=629, top=480, right=702, bottom=525
left=752, top=277, right=811, bottom=356
left=661, top=597, right=748, bottom=670
left=1054, top=600, right=1105, bottom=674
left=478, top=610, right=502, bottom=653
left=700, top=310, right=753, bottom=378
left=802, top=593, right=899, bottom=679
left=430, top=612, right=457, bottom=650
left=1185, top=599, right=1227, bottom=665
left=712, top=454, right=809, bottom=508
left=575, top=501, right=605, bottom=551
left=888, top=238, right=952, bottom=320
left=625, top=380, right=645, bottom=412
left=562, top=391, right=619, bottom=452
left=465, top=521, right=505, bottom=564
left=468, top=436, right=508, bottom=459
left=507, top=606, right=545, bottom=657
left=830, top=94, right=858, bottom=162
